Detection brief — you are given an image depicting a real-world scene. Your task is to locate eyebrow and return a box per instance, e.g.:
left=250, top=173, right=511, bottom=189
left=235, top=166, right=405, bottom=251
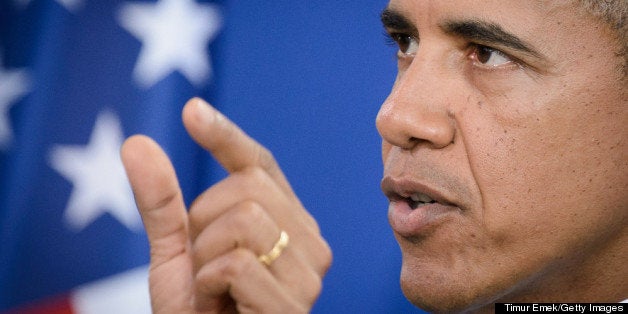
left=380, top=8, right=417, bottom=34
left=441, top=20, right=541, bottom=57
left=380, top=8, right=542, bottom=58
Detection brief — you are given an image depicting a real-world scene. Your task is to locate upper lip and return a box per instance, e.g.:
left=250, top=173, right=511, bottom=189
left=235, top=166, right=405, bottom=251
left=381, top=176, right=456, bottom=207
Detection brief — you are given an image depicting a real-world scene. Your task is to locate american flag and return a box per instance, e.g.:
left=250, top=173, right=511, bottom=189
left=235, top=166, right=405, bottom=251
left=0, top=0, right=423, bottom=313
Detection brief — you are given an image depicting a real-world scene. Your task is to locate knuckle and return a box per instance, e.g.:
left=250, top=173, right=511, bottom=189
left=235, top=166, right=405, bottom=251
left=230, top=201, right=265, bottom=231
left=241, top=165, right=266, bottom=180
left=145, top=191, right=178, bottom=214
left=240, top=166, right=272, bottom=189
left=291, top=268, right=323, bottom=309
left=219, top=249, right=256, bottom=280
left=256, top=145, right=277, bottom=170
left=195, top=249, right=256, bottom=292
left=307, top=274, right=323, bottom=305
left=300, top=268, right=323, bottom=303
left=316, top=239, right=333, bottom=274
left=303, top=214, right=321, bottom=233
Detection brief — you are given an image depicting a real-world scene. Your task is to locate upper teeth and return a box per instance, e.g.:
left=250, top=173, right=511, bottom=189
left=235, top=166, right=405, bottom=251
left=411, top=193, right=434, bottom=203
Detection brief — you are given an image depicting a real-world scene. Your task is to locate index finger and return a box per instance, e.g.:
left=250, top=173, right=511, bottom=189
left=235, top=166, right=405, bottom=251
left=182, top=97, right=293, bottom=193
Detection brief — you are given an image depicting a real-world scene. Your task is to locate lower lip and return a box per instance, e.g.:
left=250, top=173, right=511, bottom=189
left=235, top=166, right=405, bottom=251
left=388, top=200, right=458, bottom=237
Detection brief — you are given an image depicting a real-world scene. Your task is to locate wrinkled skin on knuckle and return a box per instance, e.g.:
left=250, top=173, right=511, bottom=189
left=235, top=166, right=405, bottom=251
left=231, top=201, right=266, bottom=238
left=222, top=249, right=257, bottom=281
left=195, top=249, right=254, bottom=294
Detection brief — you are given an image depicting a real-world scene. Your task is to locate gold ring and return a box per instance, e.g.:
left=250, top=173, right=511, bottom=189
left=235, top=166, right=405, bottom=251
left=258, top=230, right=289, bottom=267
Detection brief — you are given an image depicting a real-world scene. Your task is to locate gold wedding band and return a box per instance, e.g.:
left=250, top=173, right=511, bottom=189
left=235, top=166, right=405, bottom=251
left=258, top=230, right=289, bottom=267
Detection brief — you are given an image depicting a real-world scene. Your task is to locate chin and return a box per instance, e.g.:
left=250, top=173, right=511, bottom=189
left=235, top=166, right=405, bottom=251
left=398, top=260, right=502, bottom=314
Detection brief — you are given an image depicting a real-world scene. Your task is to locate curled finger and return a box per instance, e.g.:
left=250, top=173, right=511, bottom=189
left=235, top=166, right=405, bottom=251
left=191, top=200, right=282, bottom=273
left=193, top=248, right=306, bottom=313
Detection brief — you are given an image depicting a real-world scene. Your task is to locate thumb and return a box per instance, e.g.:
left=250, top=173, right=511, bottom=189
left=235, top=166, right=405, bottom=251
left=121, top=135, right=189, bottom=266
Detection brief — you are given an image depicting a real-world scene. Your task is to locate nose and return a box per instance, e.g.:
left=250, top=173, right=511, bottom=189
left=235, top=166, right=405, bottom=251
left=376, top=55, right=456, bottom=150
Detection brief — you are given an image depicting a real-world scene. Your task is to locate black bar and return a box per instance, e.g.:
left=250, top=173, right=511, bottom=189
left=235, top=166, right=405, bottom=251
left=495, top=303, right=625, bottom=314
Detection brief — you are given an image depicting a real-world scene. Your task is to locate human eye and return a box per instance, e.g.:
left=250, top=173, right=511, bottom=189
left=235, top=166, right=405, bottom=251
left=469, top=44, right=516, bottom=68
left=385, top=32, right=419, bottom=56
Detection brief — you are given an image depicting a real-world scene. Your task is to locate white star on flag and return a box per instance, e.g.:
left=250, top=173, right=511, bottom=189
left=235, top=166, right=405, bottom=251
left=118, top=0, right=222, bottom=88
left=49, top=111, right=141, bottom=232
left=0, top=60, right=30, bottom=150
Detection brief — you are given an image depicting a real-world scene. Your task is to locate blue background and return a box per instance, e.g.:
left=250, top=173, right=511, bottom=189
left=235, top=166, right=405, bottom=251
left=0, top=0, right=424, bottom=312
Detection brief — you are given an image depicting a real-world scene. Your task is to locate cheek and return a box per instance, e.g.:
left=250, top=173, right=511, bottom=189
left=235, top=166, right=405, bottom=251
left=464, top=93, right=627, bottom=252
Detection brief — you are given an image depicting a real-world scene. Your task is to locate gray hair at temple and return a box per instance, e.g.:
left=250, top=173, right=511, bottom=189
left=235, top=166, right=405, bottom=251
left=579, top=0, right=627, bottom=76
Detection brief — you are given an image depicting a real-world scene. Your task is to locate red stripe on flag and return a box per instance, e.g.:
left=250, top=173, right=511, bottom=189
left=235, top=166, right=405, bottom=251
left=3, top=295, right=74, bottom=314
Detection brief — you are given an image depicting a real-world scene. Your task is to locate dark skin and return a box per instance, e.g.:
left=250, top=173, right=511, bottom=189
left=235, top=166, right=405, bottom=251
left=378, top=0, right=627, bottom=312
left=122, top=99, right=331, bottom=313
left=122, top=1, right=627, bottom=313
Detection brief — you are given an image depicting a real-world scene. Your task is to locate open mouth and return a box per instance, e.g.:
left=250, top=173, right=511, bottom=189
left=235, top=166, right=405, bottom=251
left=408, top=193, right=437, bottom=209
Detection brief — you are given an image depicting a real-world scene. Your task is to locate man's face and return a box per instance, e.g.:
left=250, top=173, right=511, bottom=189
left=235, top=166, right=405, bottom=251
left=376, top=0, right=627, bottom=311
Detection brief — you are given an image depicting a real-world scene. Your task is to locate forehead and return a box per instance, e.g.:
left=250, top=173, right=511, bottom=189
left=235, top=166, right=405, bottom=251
left=384, top=0, right=602, bottom=66
left=384, top=0, right=575, bottom=25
